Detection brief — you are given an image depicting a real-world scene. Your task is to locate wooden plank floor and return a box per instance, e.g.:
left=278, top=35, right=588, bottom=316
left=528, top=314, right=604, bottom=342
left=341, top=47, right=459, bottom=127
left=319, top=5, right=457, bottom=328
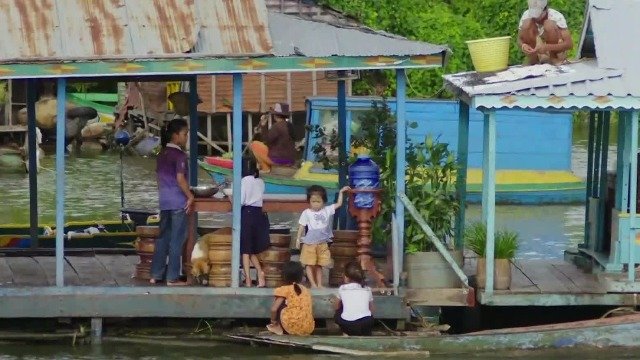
left=0, top=255, right=608, bottom=296
left=464, top=256, right=606, bottom=295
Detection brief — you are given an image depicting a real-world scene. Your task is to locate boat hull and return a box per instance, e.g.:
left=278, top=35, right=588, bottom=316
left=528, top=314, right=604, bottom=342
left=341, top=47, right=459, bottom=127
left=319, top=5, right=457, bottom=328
left=203, top=163, right=585, bottom=205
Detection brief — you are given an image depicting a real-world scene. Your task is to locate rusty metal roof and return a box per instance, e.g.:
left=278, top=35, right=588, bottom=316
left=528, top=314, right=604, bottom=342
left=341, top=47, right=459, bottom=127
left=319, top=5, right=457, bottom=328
left=0, top=0, right=272, bottom=62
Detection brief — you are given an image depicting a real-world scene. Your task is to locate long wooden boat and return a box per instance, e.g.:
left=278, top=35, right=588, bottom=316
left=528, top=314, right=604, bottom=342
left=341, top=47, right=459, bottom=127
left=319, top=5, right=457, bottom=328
left=227, top=313, right=640, bottom=355
left=0, top=220, right=142, bottom=249
left=200, top=160, right=585, bottom=205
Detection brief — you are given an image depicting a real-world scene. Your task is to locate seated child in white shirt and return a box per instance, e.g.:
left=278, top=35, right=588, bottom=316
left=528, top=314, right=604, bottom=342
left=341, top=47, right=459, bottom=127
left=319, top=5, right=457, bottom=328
left=332, top=261, right=374, bottom=336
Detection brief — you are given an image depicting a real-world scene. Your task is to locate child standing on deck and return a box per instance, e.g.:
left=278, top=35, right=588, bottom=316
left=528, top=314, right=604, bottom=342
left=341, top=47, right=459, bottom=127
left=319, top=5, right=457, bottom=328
left=295, top=185, right=350, bottom=288
left=240, top=157, right=270, bottom=287
left=150, top=118, right=193, bottom=286
left=267, top=261, right=315, bottom=335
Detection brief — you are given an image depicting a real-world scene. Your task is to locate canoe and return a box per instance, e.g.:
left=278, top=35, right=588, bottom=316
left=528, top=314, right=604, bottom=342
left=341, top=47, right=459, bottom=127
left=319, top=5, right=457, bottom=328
left=0, top=220, right=147, bottom=249
left=199, top=160, right=585, bottom=205
left=227, top=313, right=640, bottom=355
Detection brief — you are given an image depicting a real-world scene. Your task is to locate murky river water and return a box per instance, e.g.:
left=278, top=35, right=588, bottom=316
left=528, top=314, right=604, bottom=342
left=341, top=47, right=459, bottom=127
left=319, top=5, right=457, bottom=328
left=1, top=342, right=640, bottom=359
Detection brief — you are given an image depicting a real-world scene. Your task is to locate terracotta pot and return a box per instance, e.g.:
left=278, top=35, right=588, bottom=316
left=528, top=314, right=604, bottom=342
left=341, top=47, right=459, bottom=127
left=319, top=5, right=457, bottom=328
left=134, top=225, right=159, bottom=280
left=136, top=225, right=160, bottom=238
left=329, top=230, right=359, bottom=287
left=208, top=248, right=232, bottom=263
left=269, top=233, right=291, bottom=247
left=258, top=247, right=290, bottom=262
left=476, top=258, right=512, bottom=290
left=205, top=227, right=233, bottom=247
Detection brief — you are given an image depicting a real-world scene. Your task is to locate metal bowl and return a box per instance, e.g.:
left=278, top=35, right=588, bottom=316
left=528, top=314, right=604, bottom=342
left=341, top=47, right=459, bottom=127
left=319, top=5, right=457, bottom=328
left=191, top=185, right=217, bottom=198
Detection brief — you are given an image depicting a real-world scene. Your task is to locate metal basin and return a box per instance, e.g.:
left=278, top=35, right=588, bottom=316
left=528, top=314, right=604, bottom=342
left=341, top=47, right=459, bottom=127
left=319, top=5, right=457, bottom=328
left=191, top=185, right=217, bottom=198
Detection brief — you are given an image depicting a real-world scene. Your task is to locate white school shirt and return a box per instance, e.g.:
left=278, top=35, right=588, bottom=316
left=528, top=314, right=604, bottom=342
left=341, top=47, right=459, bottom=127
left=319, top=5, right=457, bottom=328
left=338, top=282, right=373, bottom=321
left=298, top=205, right=335, bottom=244
left=240, top=176, right=264, bottom=207
left=519, top=8, right=568, bottom=36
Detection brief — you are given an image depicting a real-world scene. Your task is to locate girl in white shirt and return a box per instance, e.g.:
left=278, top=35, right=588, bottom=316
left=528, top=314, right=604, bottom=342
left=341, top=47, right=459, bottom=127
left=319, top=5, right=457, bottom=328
left=332, top=261, right=374, bottom=336
left=240, top=157, right=270, bottom=287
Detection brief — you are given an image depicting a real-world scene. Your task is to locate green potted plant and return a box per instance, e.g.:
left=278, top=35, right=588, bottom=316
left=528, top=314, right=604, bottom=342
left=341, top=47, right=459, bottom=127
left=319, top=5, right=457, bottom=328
left=465, top=222, right=519, bottom=290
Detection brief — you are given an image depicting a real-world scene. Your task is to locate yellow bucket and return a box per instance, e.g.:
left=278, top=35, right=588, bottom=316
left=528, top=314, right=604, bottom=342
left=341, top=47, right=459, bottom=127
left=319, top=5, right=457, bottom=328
left=466, top=36, right=511, bottom=73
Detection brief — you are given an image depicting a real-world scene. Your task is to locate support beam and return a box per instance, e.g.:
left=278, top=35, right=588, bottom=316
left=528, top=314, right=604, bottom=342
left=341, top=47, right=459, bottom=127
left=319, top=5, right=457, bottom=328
left=482, top=111, right=496, bottom=293
left=336, top=74, right=348, bottom=229
left=596, top=112, right=610, bottom=253
left=189, top=78, right=199, bottom=187
left=231, top=73, right=243, bottom=288
left=26, top=79, right=38, bottom=249
left=615, top=112, right=629, bottom=211
left=629, top=111, right=638, bottom=282
left=454, top=101, right=470, bottom=250
left=91, top=318, right=103, bottom=345
left=584, top=111, right=596, bottom=247
left=394, top=69, right=407, bottom=274
left=55, top=78, right=67, bottom=287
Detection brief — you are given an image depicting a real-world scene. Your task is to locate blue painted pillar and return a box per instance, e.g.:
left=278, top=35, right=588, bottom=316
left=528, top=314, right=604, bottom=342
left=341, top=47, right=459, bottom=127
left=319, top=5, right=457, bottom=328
left=628, top=110, right=639, bottom=282
left=615, top=112, right=629, bottom=211
left=395, top=69, right=407, bottom=271
left=337, top=75, right=348, bottom=229
left=230, top=73, right=243, bottom=288
left=596, top=112, right=611, bottom=253
left=454, top=101, right=470, bottom=250
left=26, top=79, right=38, bottom=249
left=482, top=111, right=496, bottom=292
left=188, top=78, right=199, bottom=186
left=55, top=78, right=67, bottom=287
left=583, top=111, right=596, bottom=247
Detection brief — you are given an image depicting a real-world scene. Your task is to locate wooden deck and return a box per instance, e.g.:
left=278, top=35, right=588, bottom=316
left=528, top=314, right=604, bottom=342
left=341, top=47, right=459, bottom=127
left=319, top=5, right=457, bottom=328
left=464, top=256, right=640, bottom=306
left=0, top=254, right=407, bottom=320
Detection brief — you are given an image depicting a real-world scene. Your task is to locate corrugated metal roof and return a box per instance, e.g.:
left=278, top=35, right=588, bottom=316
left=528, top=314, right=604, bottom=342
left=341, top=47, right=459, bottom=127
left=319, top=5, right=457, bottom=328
left=444, top=0, right=640, bottom=101
left=265, top=0, right=362, bottom=27
left=268, top=12, right=450, bottom=57
left=0, top=0, right=272, bottom=62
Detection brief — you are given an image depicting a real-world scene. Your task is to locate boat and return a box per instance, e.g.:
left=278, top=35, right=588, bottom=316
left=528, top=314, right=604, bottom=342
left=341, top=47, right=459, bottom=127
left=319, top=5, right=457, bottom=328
left=199, top=97, right=585, bottom=205
left=0, top=220, right=147, bottom=249
left=226, top=313, right=640, bottom=355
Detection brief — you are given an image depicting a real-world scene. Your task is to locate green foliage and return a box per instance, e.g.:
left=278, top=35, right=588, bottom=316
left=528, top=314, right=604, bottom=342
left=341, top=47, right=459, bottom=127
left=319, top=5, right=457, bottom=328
left=319, top=0, right=587, bottom=97
left=310, top=99, right=459, bottom=251
left=308, top=124, right=341, bottom=170
left=464, top=222, right=519, bottom=259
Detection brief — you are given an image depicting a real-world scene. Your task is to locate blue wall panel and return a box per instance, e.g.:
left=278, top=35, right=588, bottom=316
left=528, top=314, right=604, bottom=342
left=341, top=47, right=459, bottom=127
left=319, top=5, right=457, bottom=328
left=306, top=97, right=573, bottom=171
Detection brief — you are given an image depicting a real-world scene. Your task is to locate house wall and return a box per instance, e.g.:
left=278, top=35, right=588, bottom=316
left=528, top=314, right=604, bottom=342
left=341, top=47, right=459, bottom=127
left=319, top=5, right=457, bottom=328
left=306, top=97, right=573, bottom=171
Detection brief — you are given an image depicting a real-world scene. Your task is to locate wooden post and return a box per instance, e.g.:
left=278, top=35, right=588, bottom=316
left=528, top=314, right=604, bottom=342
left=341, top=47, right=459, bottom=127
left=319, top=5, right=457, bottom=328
left=231, top=73, right=244, bottom=288
left=629, top=110, right=639, bottom=282
left=482, top=111, right=496, bottom=293
left=395, top=69, right=407, bottom=275
left=286, top=72, right=292, bottom=108
left=189, top=78, right=199, bottom=186
left=27, top=79, right=38, bottom=249
left=454, top=101, right=470, bottom=250
left=226, top=113, right=232, bottom=152
left=55, top=78, right=67, bottom=287
left=91, top=318, right=103, bottom=345
left=312, top=71, right=318, bottom=96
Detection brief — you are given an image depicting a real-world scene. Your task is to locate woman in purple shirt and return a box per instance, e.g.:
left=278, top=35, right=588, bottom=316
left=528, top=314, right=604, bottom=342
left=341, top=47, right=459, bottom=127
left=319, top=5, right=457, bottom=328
left=150, top=118, right=194, bottom=286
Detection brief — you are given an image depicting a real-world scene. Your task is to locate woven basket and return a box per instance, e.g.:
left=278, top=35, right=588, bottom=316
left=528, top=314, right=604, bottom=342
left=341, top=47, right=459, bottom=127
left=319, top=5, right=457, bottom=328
left=466, top=36, right=511, bottom=73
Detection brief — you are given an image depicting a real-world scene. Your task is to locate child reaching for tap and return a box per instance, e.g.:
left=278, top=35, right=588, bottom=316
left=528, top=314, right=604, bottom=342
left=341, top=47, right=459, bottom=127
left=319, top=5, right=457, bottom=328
left=295, top=185, right=350, bottom=288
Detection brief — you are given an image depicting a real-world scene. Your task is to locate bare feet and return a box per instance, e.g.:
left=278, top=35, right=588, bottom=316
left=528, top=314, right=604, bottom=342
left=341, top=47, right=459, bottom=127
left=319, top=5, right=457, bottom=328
left=266, top=323, right=284, bottom=335
left=149, top=278, right=161, bottom=284
left=257, top=271, right=266, bottom=288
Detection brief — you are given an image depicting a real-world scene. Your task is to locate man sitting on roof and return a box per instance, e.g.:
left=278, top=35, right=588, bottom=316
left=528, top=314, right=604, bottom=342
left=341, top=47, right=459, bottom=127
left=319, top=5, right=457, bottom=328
left=518, top=0, right=573, bottom=65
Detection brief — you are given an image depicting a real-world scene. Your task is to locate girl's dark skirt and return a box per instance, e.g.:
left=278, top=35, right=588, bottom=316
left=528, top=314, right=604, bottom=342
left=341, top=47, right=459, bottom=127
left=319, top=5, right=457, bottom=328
left=240, top=206, right=271, bottom=255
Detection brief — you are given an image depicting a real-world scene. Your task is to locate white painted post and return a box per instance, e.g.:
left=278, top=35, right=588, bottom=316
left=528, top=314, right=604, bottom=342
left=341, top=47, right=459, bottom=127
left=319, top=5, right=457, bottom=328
left=231, top=74, right=243, bottom=288
left=482, top=111, right=497, bottom=292
left=395, top=69, right=407, bottom=280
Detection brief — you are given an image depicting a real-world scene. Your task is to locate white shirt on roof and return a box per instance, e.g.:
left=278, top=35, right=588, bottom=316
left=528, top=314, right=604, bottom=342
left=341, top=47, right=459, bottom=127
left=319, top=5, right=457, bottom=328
left=519, top=8, right=567, bottom=35
left=338, top=282, right=373, bottom=321
left=241, top=175, right=264, bottom=207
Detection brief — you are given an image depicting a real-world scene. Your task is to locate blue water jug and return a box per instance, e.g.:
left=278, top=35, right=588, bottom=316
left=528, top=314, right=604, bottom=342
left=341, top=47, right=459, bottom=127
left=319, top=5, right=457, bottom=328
left=348, top=155, right=380, bottom=209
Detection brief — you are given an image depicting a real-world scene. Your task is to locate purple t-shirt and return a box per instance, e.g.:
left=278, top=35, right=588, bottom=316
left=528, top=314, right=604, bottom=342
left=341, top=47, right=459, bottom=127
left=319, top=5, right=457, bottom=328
left=156, top=145, right=188, bottom=210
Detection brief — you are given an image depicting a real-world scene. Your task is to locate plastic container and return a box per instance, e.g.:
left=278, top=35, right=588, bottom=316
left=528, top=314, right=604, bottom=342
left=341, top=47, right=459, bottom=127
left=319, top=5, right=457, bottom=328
left=348, top=155, right=380, bottom=209
left=466, top=36, right=511, bottom=73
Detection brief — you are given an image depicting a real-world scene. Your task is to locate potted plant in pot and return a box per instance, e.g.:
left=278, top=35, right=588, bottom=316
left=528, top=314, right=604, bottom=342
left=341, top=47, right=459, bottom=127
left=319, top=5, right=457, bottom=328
left=465, top=222, right=519, bottom=290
